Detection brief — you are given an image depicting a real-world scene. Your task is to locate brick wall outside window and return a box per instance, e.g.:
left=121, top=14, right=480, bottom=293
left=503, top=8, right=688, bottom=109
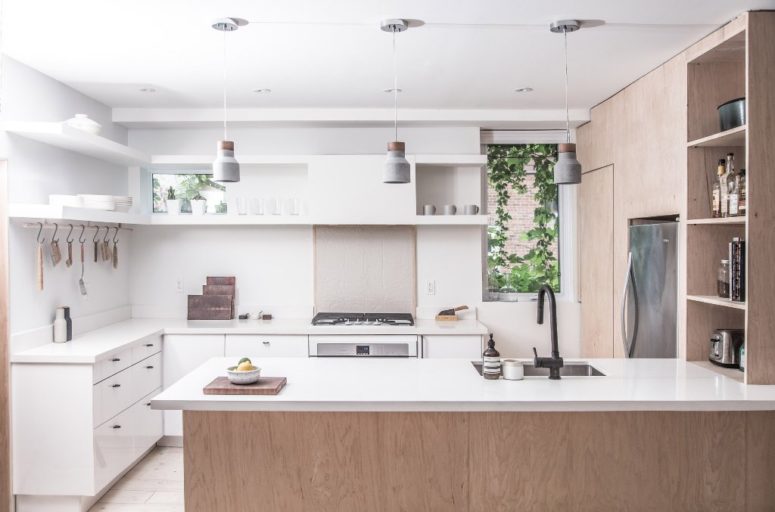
left=487, top=173, right=559, bottom=260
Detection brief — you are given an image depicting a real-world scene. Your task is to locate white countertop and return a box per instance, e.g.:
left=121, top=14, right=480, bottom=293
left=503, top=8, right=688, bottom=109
left=10, top=318, right=488, bottom=364
left=151, top=357, right=775, bottom=412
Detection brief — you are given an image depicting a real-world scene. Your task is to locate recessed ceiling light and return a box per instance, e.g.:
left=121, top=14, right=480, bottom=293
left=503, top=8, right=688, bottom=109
left=514, top=87, right=533, bottom=93
left=384, top=88, right=403, bottom=93
left=252, top=88, right=272, bottom=94
left=139, top=87, right=156, bottom=93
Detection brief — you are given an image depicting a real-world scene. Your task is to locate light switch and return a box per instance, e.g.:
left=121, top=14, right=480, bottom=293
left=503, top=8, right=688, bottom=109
left=426, top=280, right=436, bottom=295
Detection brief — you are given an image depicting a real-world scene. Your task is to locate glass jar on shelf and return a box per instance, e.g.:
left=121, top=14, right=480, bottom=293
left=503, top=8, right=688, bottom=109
left=717, top=259, right=730, bottom=298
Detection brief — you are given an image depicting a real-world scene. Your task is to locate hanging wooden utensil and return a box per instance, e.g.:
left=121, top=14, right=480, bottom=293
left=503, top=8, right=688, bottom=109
left=112, top=227, right=119, bottom=269
left=35, top=223, right=44, bottom=291
left=93, top=226, right=101, bottom=263
left=102, top=227, right=111, bottom=263
left=65, top=224, right=74, bottom=268
left=49, top=223, right=62, bottom=267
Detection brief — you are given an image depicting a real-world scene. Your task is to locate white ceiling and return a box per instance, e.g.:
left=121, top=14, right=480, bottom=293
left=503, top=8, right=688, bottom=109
left=3, top=0, right=774, bottom=111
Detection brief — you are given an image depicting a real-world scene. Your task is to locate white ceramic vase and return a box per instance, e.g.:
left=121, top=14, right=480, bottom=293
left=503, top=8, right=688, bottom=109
left=166, top=199, right=181, bottom=215
left=191, top=200, right=207, bottom=216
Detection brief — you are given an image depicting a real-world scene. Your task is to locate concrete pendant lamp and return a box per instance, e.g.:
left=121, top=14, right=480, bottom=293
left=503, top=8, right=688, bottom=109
left=212, top=18, right=244, bottom=183
left=551, top=20, right=582, bottom=185
left=382, top=19, right=411, bottom=184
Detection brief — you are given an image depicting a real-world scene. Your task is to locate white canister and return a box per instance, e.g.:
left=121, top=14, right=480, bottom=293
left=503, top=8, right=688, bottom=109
left=53, top=307, right=68, bottom=343
left=502, top=359, right=524, bottom=380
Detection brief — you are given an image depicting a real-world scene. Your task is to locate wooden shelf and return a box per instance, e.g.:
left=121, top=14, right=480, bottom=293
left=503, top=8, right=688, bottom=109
left=149, top=214, right=312, bottom=226
left=9, top=204, right=148, bottom=225
left=687, top=295, right=746, bottom=311
left=689, top=361, right=745, bottom=383
left=687, top=216, right=746, bottom=225
left=687, top=125, right=746, bottom=148
left=3, top=122, right=149, bottom=166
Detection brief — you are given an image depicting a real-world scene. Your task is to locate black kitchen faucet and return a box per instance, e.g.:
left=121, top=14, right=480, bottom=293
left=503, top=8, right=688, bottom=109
left=532, top=284, right=564, bottom=380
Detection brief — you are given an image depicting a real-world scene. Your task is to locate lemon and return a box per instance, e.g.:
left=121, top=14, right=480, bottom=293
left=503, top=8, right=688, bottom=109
left=237, top=361, right=255, bottom=371
left=238, top=357, right=252, bottom=365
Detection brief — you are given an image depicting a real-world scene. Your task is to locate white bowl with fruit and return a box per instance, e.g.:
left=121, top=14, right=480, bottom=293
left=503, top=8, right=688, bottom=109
left=226, top=357, right=261, bottom=385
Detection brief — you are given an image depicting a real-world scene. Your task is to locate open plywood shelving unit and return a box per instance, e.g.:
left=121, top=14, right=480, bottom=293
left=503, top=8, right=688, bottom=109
left=684, top=12, right=775, bottom=384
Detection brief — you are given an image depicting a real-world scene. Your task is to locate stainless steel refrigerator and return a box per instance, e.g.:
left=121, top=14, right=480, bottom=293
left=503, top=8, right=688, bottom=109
left=621, top=220, right=678, bottom=358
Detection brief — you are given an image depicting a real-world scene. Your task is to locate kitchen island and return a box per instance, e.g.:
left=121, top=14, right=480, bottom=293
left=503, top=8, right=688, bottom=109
left=153, top=357, right=775, bottom=512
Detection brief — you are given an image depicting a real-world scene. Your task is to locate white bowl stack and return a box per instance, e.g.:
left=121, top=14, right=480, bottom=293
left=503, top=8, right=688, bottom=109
left=113, top=196, right=133, bottom=212
left=77, top=194, right=115, bottom=211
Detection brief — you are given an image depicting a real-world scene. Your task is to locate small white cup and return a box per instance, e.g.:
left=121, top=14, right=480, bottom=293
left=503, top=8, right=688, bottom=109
left=264, top=197, right=278, bottom=215
left=423, top=204, right=436, bottom=215
left=502, top=359, right=524, bottom=380
left=442, top=204, right=457, bottom=215
left=462, top=204, right=480, bottom=215
left=249, top=198, right=263, bottom=215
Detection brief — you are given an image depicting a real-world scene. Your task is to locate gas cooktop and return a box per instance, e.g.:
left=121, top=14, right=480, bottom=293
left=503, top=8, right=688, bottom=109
left=311, top=312, right=414, bottom=326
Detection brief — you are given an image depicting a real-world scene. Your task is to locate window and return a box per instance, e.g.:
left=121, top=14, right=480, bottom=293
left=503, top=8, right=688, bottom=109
left=152, top=173, right=226, bottom=213
left=486, top=144, right=560, bottom=299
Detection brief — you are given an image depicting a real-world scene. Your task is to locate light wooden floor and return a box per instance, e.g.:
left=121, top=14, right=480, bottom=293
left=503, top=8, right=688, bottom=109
left=89, top=447, right=184, bottom=512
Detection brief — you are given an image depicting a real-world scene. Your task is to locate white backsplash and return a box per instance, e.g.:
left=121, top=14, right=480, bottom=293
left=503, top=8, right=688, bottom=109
left=314, top=226, right=416, bottom=313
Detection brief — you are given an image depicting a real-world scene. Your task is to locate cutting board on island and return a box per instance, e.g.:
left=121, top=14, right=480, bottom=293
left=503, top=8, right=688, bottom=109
left=203, top=376, right=287, bottom=395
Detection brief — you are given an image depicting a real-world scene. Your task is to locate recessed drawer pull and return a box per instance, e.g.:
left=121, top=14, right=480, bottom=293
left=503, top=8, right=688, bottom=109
left=145, top=402, right=152, bottom=407
left=262, top=341, right=270, bottom=345
left=111, top=384, right=121, bottom=388
left=112, top=425, right=121, bottom=429
left=111, top=358, right=121, bottom=362
left=144, top=343, right=154, bottom=347
left=146, top=365, right=154, bottom=369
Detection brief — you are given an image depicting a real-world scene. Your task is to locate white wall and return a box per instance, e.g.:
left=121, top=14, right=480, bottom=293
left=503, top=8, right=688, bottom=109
left=0, top=58, right=132, bottom=350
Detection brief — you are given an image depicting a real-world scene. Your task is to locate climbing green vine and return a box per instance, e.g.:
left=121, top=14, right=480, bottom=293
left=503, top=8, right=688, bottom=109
left=487, top=144, right=560, bottom=295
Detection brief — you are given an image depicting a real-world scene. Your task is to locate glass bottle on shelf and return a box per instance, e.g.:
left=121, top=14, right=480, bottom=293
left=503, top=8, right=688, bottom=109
left=717, top=259, right=730, bottom=298
left=726, top=153, right=739, bottom=216
left=738, top=169, right=747, bottom=217
left=720, top=154, right=731, bottom=218
left=712, top=159, right=725, bottom=218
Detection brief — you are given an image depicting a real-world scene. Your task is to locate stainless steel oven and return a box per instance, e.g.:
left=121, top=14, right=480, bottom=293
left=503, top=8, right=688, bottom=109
left=308, top=335, right=418, bottom=357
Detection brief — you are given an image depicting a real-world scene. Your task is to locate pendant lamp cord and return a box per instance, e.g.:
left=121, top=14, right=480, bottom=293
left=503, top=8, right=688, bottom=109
left=563, top=28, right=570, bottom=144
left=223, top=31, right=228, bottom=141
left=392, top=28, right=398, bottom=142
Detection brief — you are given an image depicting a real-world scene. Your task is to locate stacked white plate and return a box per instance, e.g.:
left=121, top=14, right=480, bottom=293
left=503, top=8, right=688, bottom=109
left=49, top=194, right=83, bottom=208
left=78, top=194, right=115, bottom=211
left=113, top=196, right=133, bottom=212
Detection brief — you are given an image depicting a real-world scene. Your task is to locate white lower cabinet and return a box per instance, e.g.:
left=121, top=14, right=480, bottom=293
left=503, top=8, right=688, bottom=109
left=162, top=335, right=225, bottom=436
left=12, top=339, right=164, bottom=510
left=422, top=335, right=483, bottom=359
left=224, top=334, right=308, bottom=358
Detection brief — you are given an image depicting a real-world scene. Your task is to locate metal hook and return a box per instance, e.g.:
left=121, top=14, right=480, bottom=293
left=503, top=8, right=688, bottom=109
left=78, top=225, right=87, bottom=244
left=93, top=226, right=103, bottom=243
left=103, top=226, right=110, bottom=243
left=112, top=226, right=119, bottom=243
left=51, top=223, right=59, bottom=242
left=65, top=224, right=75, bottom=243
left=36, top=222, right=45, bottom=244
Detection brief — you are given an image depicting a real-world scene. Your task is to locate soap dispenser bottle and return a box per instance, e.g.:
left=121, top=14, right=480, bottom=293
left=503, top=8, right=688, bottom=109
left=482, top=334, right=501, bottom=380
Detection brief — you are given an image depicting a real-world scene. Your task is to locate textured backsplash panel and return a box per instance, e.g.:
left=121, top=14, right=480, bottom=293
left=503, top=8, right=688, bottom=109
left=314, top=226, right=416, bottom=313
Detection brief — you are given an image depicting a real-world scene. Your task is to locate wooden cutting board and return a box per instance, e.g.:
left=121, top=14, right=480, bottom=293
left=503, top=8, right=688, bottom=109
left=203, top=376, right=287, bottom=395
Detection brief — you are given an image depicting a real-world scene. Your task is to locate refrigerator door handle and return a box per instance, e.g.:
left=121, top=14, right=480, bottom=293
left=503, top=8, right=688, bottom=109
left=620, top=252, right=639, bottom=358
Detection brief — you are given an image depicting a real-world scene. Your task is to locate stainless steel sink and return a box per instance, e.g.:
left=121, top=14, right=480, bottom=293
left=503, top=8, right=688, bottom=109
left=471, top=361, right=605, bottom=377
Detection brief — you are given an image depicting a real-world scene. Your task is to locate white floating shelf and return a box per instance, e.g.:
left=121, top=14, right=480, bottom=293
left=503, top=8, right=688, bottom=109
left=149, top=154, right=313, bottom=169
left=3, top=122, right=150, bottom=166
left=414, top=215, right=489, bottom=225
left=414, top=154, right=487, bottom=166
left=9, top=204, right=148, bottom=225
left=687, top=295, right=747, bottom=311
left=150, top=214, right=312, bottom=226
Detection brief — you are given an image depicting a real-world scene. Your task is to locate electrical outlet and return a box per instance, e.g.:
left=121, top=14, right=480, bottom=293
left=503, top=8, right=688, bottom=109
left=176, top=279, right=184, bottom=294
left=426, top=280, right=436, bottom=295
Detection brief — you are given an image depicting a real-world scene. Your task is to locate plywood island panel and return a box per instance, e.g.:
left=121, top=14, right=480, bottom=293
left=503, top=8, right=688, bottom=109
left=184, top=410, right=775, bottom=512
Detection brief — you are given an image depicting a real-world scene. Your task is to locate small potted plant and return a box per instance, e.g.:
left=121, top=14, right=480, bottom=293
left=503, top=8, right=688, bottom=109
left=498, top=268, right=522, bottom=302
left=487, top=271, right=506, bottom=301
left=191, top=193, right=207, bottom=216
left=166, top=186, right=180, bottom=215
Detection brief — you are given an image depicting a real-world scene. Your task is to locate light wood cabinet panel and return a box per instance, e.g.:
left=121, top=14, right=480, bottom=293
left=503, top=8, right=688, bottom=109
left=579, top=166, right=615, bottom=357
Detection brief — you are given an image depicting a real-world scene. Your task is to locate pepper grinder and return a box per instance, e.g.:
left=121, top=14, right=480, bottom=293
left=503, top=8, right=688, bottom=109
left=63, top=306, right=73, bottom=341
left=482, top=333, right=501, bottom=380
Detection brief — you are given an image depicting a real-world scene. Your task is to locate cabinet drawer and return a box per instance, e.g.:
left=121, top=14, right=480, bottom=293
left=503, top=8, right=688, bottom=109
left=422, top=335, right=483, bottom=359
left=132, top=353, right=162, bottom=400
left=94, top=346, right=134, bottom=383
left=131, top=335, right=162, bottom=365
left=132, top=388, right=163, bottom=458
left=93, top=370, right=135, bottom=427
left=94, top=406, right=134, bottom=491
left=224, top=335, right=308, bottom=358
